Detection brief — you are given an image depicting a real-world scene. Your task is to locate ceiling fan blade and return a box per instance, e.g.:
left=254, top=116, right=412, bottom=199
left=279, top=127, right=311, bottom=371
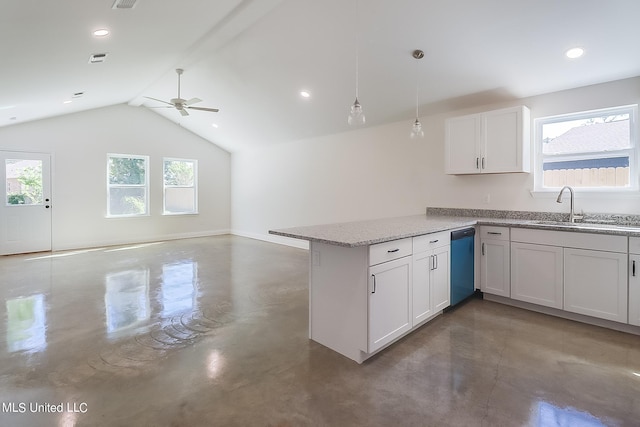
left=187, top=106, right=219, bottom=113
left=184, top=97, right=202, bottom=106
left=179, top=109, right=189, bottom=117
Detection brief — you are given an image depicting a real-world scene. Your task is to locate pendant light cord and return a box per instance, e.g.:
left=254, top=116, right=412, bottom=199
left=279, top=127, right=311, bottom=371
left=355, top=0, right=360, bottom=100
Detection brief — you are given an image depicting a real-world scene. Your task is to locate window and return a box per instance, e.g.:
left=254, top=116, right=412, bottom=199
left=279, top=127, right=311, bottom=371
left=5, top=159, right=43, bottom=205
left=107, top=154, right=149, bottom=217
left=535, top=105, right=638, bottom=191
left=163, top=158, right=197, bottom=214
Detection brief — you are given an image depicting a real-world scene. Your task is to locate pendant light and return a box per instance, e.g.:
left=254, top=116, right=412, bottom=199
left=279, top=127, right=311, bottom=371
left=348, top=0, right=365, bottom=126
left=411, top=49, right=425, bottom=138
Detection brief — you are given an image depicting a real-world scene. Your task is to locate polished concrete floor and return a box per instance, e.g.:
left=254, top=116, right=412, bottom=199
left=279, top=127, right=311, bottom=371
left=1, top=235, right=639, bottom=426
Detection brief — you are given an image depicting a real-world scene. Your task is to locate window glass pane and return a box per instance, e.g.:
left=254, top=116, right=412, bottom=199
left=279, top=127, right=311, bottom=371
left=109, top=187, right=147, bottom=216
left=539, top=108, right=635, bottom=189
left=164, top=160, right=194, bottom=186
left=165, top=188, right=195, bottom=213
left=109, top=157, right=146, bottom=185
left=5, top=159, right=43, bottom=205
left=542, top=114, right=630, bottom=155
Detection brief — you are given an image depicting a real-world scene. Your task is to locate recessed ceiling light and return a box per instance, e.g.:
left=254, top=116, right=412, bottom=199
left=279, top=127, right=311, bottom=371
left=93, top=29, right=110, bottom=37
left=63, top=100, right=72, bottom=104
left=300, top=90, right=311, bottom=98
left=565, top=47, right=584, bottom=59
left=211, top=123, right=219, bottom=128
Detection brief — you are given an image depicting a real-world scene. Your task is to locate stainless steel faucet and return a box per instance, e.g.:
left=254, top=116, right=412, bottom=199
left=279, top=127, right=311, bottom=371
left=556, top=186, right=583, bottom=223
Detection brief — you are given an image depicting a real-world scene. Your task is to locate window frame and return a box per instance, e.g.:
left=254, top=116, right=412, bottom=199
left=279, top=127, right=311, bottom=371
left=162, top=157, right=198, bottom=215
left=106, top=153, right=150, bottom=218
left=534, top=104, right=639, bottom=193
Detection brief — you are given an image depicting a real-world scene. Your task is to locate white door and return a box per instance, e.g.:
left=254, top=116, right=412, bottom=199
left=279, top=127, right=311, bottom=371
left=629, top=254, right=640, bottom=327
left=564, top=248, right=627, bottom=323
left=431, top=246, right=450, bottom=312
left=0, top=151, right=52, bottom=255
left=481, top=239, right=510, bottom=297
left=510, top=242, right=563, bottom=309
left=412, top=251, right=432, bottom=326
left=368, top=256, right=411, bottom=352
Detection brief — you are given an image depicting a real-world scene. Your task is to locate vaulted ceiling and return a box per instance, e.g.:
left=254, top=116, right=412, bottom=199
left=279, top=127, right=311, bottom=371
left=2, top=0, right=640, bottom=152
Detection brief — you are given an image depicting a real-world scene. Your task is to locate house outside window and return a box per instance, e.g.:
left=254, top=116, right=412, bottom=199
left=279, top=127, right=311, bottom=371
left=163, top=158, right=197, bottom=214
left=535, top=105, right=638, bottom=191
left=107, top=154, right=149, bottom=217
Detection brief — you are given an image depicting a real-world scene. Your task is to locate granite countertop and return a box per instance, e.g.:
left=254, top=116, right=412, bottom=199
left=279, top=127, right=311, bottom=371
left=269, top=208, right=640, bottom=247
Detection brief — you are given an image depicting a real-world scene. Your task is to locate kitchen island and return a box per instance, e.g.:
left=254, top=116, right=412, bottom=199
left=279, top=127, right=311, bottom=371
left=270, top=214, right=479, bottom=363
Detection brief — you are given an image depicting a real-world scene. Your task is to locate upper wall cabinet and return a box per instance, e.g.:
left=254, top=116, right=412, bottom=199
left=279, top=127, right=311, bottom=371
left=445, top=106, right=531, bottom=175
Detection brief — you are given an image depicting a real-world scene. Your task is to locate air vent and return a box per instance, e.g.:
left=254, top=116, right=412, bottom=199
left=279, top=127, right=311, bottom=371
left=72, top=92, right=84, bottom=98
left=89, top=53, right=108, bottom=63
left=112, top=0, right=137, bottom=9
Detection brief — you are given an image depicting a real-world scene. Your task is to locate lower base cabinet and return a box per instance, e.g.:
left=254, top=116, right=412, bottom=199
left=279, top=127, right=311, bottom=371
left=510, top=241, right=563, bottom=309
left=368, top=256, right=412, bottom=352
left=564, top=248, right=627, bottom=323
left=628, top=237, right=640, bottom=327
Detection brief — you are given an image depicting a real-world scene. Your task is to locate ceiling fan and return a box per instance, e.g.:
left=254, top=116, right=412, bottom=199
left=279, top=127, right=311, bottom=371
left=145, top=68, right=219, bottom=117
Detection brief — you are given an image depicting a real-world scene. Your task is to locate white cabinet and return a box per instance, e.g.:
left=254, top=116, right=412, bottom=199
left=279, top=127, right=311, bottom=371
left=368, top=256, right=412, bottom=352
left=628, top=238, right=640, bottom=327
left=445, top=105, right=530, bottom=175
left=413, top=232, right=450, bottom=326
left=564, top=248, right=627, bottom=323
left=480, top=226, right=510, bottom=297
left=510, top=241, right=563, bottom=309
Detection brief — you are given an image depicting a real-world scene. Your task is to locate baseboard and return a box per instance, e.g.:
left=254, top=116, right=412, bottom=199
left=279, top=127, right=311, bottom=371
left=52, top=229, right=230, bottom=252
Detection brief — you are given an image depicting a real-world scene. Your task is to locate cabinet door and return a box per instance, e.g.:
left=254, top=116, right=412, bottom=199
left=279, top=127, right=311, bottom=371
left=481, top=239, right=510, bottom=297
left=511, top=242, right=563, bottom=309
left=412, top=252, right=432, bottom=326
left=432, top=246, right=450, bottom=312
left=445, top=114, right=481, bottom=174
left=564, top=248, right=627, bottom=323
left=630, top=255, right=640, bottom=327
left=482, top=106, right=529, bottom=173
left=369, top=256, right=412, bottom=352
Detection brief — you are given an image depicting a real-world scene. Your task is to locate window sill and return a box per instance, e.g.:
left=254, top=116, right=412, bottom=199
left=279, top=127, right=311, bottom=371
left=162, top=212, right=199, bottom=216
left=106, top=214, right=151, bottom=219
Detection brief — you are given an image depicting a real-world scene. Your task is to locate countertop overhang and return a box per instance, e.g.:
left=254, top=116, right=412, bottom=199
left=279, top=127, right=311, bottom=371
left=269, top=214, right=640, bottom=247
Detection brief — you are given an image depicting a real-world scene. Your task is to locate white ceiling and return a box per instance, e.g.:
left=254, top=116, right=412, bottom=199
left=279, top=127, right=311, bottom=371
left=2, top=0, right=640, bottom=152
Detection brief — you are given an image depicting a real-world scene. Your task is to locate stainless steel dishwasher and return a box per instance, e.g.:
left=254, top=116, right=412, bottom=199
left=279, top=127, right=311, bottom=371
left=450, top=228, right=475, bottom=306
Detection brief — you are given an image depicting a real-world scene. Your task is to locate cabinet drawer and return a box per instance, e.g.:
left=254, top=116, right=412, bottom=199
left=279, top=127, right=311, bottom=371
left=480, top=226, right=509, bottom=241
left=369, top=238, right=412, bottom=266
left=413, top=231, right=450, bottom=253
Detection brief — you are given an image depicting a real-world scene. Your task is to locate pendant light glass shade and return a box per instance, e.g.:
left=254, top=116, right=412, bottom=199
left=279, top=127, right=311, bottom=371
left=348, top=0, right=365, bottom=126
left=411, top=118, right=424, bottom=138
left=348, top=98, right=365, bottom=125
left=410, top=49, right=424, bottom=138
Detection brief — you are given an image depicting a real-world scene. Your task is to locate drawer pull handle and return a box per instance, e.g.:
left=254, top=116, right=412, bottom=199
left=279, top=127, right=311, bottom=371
left=387, top=249, right=400, bottom=253
left=487, top=232, right=502, bottom=235
left=429, top=239, right=439, bottom=244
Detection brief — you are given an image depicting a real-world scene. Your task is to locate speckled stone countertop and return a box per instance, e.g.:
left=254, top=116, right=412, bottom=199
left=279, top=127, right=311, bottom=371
left=269, top=208, right=640, bottom=247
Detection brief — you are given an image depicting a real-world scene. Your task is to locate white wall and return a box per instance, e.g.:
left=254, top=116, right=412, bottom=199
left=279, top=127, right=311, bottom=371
left=0, top=104, right=230, bottom=250
left=231, top=121, right=430, bottom=247
left=231, top=77, right=640, bottom=247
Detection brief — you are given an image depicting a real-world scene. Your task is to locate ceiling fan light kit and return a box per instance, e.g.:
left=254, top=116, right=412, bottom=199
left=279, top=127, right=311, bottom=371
left=145, top=68, right=219, bottom=117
